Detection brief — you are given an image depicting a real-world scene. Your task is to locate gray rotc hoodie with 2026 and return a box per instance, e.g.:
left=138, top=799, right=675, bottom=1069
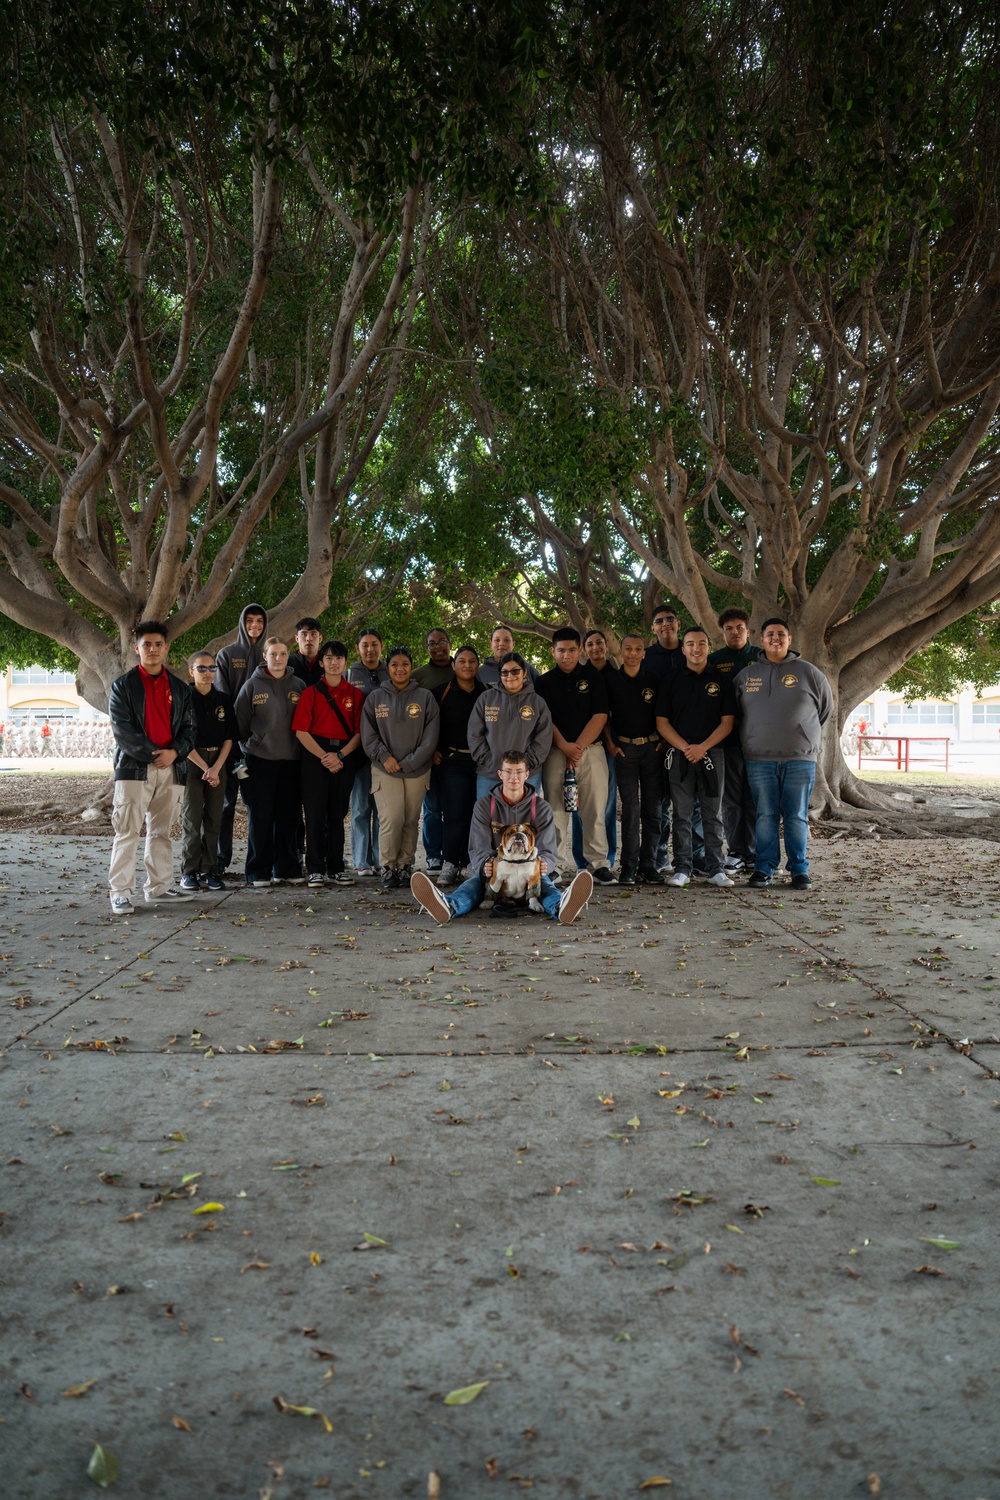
left=235, top=665, right=305, bottom=761
left=733, top=656, right=834, bottom=762
left=361, top=683, right=439, bottom=776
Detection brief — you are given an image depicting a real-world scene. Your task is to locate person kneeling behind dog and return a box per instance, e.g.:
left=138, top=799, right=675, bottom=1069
left=410, top=750, right=593, bottom=926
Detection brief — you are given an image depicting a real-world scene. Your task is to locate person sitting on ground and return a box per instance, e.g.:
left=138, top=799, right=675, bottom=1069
left=360, top=646, right=440, bottom=888
left=733, top=617, right=833, bottom=891
left=288, top=617, right=326, bottom=687
left=235, top=637, right=306, bottom=887
left=107, top=619, right=197, bottom=915
left=604, top=633, right=664, bottom=885
left=656, top=626, right=736, bottom=889
left=431, top=645, right=487, bottom=886
left=468, top=651, right=552, bottom=799
left=708, top=607, right=762, bottom=875
left=410, top=750, right=593, bottom=925
left=292, top=639, right=364, bottom=888
left=180, top=651, right=237, bottom=893
left=536, top=627, right=615, bottom=885
left=477, top=625, right=541, bottom=687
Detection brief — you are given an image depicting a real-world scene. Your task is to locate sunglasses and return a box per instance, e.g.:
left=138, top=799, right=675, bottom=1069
left=194, top=665, right=217, bottom=672
left=500, top=668, right=524, bottom=677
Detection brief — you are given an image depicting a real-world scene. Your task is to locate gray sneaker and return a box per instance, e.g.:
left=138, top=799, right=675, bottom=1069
left=438, top=861, right=460, bottom=885
left=146, top=888, right=196, bottom=904
left=411, top=871, right=452, bottom=925
left=110, top=893, right=134, bottom=916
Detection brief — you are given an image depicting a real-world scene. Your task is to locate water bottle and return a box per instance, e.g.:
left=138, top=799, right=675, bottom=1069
left=563, top=765, right=579, bottom=812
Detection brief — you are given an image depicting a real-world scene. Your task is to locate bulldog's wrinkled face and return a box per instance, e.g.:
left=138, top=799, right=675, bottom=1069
left=498, top=824, right=537, bottom=862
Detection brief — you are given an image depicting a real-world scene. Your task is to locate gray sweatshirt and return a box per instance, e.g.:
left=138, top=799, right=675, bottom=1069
left=467, top=688, right=553, bottom=775
left=468, top=783, right=558, bottom=876
left=734, top=656, right=834, bottom=762
left=215, top=602, right=268, bottom=699
left=235, top=665, right=305, bottom=761
left=361, top=683, right=439, bottom=776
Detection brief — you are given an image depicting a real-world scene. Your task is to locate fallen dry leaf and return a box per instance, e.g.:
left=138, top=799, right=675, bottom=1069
left=428, top=1472, right=441, bottom=1499
left=171, top=1414, right=193, bottom=1431
left=240, top=1260, right=270, bottom=1273
left=638, top=1480, right=673, bottom=1490
left=61, top=1379, right=98, bottom=1398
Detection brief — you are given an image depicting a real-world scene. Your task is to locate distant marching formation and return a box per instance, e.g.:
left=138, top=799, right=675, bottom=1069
left=103, top=602, right=833, bottom=924
left=1, top=719, right=114, bottom=758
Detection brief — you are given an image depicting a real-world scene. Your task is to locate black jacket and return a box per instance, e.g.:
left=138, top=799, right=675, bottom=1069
left=109, top=667, right=197, bottom=783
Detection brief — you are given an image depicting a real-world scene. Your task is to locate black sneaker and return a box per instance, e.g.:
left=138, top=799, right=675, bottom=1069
left=747, top=870, right=772, bottom=888
left=638, top=865, right=665, bottom=885
left=426, top=858, right=443, bottom=872
left=692, top=865, right=710, bottom=879
left=179, top=874, right=200, bottom=893
left=330, top=871, right=355, bottom=885
left=203, top=873, right=225, bottom=891
left=618, top=867, right=637, bottom=886
left=790, top=873, right=813, bottom=890
left=380, top=865, right=396, bottom=889
left=398, top=864, right=414, bottom=885
left=591, top=867, right=617, bottom=885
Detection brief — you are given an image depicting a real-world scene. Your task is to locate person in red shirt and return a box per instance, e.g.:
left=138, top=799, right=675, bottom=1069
left=292, top=639, right=364, bottom=887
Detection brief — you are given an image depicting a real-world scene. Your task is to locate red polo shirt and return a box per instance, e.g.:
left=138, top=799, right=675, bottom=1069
left=139, top=665, right=173, bottom=748
left=291, top=679, right=365, bottom=739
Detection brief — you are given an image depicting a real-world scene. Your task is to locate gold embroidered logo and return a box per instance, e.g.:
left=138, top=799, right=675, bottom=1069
left=343, top=698, right=353, bottom=710
left=485, top=707, right=499, bottom=723
left=782, top=673, right=799, bottom=688
left=706, top=681, right=720, bottom=697
left=407, top=703, right=422, bottom=718
left=215, top=705, right=226, bottom=720
left=289, top=692, right=300, bottom=703
left=642, top=687, right=654, bottom=702
left=577, top=680, right=589, bottom=693
left=519, top=705, right=534, bottom=720
left=375, top=703, right=389, bottom=719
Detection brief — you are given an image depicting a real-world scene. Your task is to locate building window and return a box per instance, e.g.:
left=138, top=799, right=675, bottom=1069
left=972, top=702, right=1000, bottom=725
left=11, top=667, right=76, bottom=686
left=887, top=701, right=955, bottom=726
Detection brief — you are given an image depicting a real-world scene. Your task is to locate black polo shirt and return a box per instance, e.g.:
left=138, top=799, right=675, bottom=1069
left=288, top=651, right=325, bottom=687
left=191, top=686, right=238, bottom=748
left=605, top=669, right=660, bottom=740
left=536, top=663, right=609, bottom=741
left=643, top=641, right=684, bottom=683
left=657, top=665, right=735, bottom=743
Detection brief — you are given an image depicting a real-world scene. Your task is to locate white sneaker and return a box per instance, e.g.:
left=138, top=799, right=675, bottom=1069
left=724, top=856, right=745, bottom=872
left=558, top=870, right=594, bottom=924
left=110, top=893, right=134, bottom=916
left=410, top=871, right=452, bottom=924
left=709, top=870, right=734, bottom=886
left=667, top=871, right=690, bottom=887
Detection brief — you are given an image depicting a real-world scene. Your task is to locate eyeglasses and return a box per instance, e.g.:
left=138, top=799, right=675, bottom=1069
left=194, top=665, right=217, bottom=672
left=500, top=668, right=524, bottom=678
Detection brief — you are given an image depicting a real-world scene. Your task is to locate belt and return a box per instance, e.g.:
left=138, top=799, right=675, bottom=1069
left=446, top=746, right=472, bottom=754
left=197, top=744, right=221, bottom=754
left=617, top=734, right=657, bottom=746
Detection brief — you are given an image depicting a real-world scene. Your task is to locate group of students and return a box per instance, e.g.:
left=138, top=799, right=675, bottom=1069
left=105, top=602, right=834, bottom=922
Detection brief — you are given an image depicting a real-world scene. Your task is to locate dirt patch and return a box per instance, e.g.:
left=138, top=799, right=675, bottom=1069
left=0, top=771, right=249, bottom=837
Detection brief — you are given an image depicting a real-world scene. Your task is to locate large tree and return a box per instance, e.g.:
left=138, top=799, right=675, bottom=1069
left=437, top=0, right=1000, bottom=808
left=0, top=0, right=545, bottom=708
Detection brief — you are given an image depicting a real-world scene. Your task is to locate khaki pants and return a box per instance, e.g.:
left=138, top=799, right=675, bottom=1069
left=543, top=744, right=610, bottom=876
left=370, top=767, right=431, bottom=869
left=108, top=767, right=183, bottom=900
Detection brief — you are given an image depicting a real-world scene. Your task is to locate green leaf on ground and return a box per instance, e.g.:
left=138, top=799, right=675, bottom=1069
left=87, top=1443, right=120, bottom=1486
left=443, top=1381, right=489, bottom=1405
left=918, top=1237, right=960, bottom=1250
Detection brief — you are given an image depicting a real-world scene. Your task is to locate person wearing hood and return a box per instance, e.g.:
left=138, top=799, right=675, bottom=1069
left=360, top=646, right=439, bottom=888
left=214, top=602, right=267, bottom=878
left=734, top=617, right=833, bottom=890
left=235, top=636, right=305, bottom=886
left=409, top=750, right=594, bottom=925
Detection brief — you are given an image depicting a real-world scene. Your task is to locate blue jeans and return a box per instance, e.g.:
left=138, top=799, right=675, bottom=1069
left=447, top=871, right=562, bottom=919
left=475, top=771, right=542, bottom=800
left=572, top=749, right=617, bottom=868
left=349, top=759, right=380, bottom=869
left=421, top=775, right=443, bottom=863
left=745, top=759, right=816, bottom=876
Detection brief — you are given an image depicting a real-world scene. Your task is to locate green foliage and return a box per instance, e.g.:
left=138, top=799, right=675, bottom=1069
left=887, top=612, right=1000, bottom=702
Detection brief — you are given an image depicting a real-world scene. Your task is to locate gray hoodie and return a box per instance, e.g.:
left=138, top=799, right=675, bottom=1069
left=216, top=603, right=268, bottom=699
left=734, top=656, right=833, bottom=762
left=235, top=665, right=305, bottom=761
left=361, top=682, right=439, bottom=777
left=467, top=687, right=552, bottom=775
left=468, top=783, right=558, bottom=876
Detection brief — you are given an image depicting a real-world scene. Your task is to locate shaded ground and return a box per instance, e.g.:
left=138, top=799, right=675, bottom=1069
left=1, top=829, right=998, bottom=1499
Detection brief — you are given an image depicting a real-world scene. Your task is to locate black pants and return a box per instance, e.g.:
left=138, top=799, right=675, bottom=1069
left=216, top=769, right=251, bottom=873
left=301, top=743, right=356, bottom=877
left=181, top=753, right=227, bottom=874
left=245, top=756, right=301, bottom=882
left=720, top=734, right=756, bottom=864
left=615, top=742, right=663, bottom=871
left=435, top=752, right=478, bottom=866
